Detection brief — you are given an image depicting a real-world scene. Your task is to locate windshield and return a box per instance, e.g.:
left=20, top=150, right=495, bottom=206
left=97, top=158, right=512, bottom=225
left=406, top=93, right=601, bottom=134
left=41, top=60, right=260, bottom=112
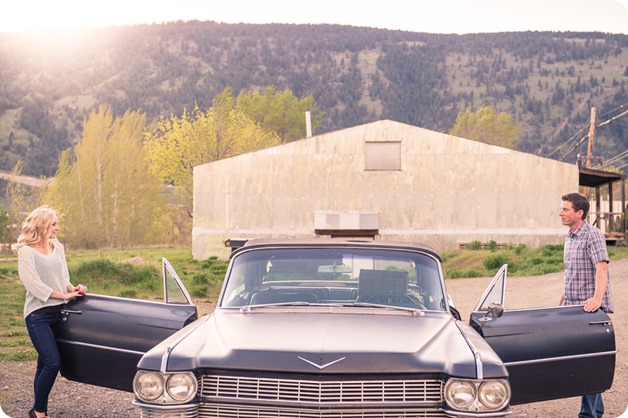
left=220, top=247, right=446, bottom=311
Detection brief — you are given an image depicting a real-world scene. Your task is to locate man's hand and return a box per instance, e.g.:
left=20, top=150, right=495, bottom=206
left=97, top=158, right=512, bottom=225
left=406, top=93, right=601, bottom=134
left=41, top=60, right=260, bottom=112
left=583, top=296, right=602, bottom=312
left=583, top=260, right=609, bottom=313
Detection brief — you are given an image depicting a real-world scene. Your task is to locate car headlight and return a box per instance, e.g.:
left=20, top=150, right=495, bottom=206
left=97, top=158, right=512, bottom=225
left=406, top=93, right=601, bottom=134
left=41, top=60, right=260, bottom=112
left=134, top=371, right=197, bottom=404
left=166, top=373, right=197, bottom=402
left=445, top=379, right=510, bottom=412
left=134, top=371, right=164, bottom=402
left=445, top=379, right=476, bottom=408
left=478, top=380, right=510, bottom=410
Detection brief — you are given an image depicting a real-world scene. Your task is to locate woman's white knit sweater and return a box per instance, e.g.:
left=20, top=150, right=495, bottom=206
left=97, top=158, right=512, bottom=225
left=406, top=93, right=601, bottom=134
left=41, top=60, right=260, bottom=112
left=17, top=239, right=71, bottom=318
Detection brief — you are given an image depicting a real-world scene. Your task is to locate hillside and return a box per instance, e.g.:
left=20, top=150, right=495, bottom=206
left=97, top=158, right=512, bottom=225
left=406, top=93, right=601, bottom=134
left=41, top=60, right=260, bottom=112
left=0, top=22, right=627, bottom=177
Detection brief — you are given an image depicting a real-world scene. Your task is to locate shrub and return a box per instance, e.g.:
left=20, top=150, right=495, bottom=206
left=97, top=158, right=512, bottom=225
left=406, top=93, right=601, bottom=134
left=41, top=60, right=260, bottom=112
left=467, top=241, right=482, bottom=250
left=483, top=254, right=509, bottom=270
left=210, top=264, right=227, bottom=274
left=540, top=244, right=563, bottom=257
left=513, top=243, right=527, bottom=255
left=193, top=273, right=210, bottom=285
left=192, top=286, right=209, bottom=298
left=0, top=267, right=16, bottom=278
left=200, top=256, right=219, bottom=269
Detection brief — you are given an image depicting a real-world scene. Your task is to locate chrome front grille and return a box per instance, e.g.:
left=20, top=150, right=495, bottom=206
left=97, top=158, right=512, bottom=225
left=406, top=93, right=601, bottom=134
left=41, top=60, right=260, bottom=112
left=136, top=402, right=198, bottom=418
left=198, top=403, right=449, bottom=417
left=200, top=375, right=444, bottom=405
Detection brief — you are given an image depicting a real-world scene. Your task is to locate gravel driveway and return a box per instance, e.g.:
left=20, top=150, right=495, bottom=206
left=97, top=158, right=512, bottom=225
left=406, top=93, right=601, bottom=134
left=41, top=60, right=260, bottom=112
left=1, top=259, right=627, bottom=418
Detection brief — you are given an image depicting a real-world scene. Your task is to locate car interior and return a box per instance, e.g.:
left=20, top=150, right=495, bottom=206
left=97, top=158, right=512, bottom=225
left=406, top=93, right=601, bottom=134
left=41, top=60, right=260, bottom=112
left=222, top=248, right=446, bottom=311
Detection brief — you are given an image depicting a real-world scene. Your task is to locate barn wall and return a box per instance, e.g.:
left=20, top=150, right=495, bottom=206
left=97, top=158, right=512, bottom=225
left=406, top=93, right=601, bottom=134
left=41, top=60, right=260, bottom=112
left=193, top=120, right=577, bottom=259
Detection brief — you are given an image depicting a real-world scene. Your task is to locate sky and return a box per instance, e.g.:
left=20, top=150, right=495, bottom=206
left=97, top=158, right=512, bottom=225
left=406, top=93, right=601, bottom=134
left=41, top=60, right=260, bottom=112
left=1, top=0, right=627, bottom=35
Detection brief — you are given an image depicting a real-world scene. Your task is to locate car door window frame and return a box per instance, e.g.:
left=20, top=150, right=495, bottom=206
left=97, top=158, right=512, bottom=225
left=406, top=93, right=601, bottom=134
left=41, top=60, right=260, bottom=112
left=162, top=257, right=194, bottom=305
left=472, top=264, right=507, bottom=312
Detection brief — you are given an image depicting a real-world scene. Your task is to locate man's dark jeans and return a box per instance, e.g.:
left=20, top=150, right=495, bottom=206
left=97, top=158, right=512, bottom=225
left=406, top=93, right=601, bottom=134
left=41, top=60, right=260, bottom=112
left=25, top=308, right=62, bottom=414
left=580, top=393, right=604, bottom=418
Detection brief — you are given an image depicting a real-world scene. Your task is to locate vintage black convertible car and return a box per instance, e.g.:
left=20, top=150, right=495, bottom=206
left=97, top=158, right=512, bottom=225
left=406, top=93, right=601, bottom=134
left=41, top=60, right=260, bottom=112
left=55, top=238, right=615, bottom=417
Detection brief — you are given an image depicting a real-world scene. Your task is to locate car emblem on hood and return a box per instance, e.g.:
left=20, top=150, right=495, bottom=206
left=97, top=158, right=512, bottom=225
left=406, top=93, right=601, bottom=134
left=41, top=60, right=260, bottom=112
left=298, top=356, right=346, bottom=370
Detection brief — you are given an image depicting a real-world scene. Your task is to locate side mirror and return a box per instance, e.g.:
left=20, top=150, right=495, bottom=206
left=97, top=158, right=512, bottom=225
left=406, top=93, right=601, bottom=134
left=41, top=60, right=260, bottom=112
left=480, top=302, right=504, bottom=322
left=487, top=302, right=504, bottom=318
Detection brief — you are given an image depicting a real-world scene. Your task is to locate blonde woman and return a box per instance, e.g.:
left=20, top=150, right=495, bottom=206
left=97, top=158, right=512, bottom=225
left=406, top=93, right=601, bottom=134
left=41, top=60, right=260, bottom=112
left=14, top=206, right=87, bottom=418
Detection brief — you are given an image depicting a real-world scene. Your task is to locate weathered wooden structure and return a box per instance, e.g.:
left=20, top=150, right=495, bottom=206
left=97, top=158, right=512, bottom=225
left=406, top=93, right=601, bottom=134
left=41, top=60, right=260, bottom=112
left=579, top=167, right=626, bottom=246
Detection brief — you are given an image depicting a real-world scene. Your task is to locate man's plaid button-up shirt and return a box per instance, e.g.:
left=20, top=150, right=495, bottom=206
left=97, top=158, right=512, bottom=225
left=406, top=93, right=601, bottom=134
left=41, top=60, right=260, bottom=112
left=564, top=221, right=614, bottom=313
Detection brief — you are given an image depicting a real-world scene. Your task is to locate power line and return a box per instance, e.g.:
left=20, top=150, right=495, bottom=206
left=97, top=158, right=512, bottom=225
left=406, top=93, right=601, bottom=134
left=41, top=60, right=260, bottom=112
left=596, top=108, right=628, bottom=128
left=597, top=102, right=628, bottom=120
left=615, top=160, right=628, bottom=170
left=559, top=133, right=589, bottom=161
left=545, top=124, right=587, bottom=158
left=596, top=149, right=628, bottom=167
left=592, top=149, right=628, bottom=170
left=555, top=105, right=628, bottom=162
left=589, top=107, right=628, bottom=168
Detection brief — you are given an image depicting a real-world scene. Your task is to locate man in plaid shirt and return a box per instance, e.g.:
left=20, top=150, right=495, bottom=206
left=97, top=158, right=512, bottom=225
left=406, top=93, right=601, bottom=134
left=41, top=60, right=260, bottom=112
left=559, top=192, right=614, bottom=418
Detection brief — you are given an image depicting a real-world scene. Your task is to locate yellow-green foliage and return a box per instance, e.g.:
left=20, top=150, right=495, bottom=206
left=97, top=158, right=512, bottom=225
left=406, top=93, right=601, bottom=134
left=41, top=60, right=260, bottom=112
left=450, top=106, right=520, bottom=149
left=42, top=106, right=175, bottom=248
left=236, top=86, right=324, bottom=143
left=144, top=87, right=281, bottom=205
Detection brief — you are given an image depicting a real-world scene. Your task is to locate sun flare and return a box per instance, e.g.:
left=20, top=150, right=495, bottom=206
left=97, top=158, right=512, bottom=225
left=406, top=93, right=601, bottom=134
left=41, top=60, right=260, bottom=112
left=0, top=0, right=151, bottom=33
left=1, top=0, right=627, bottom=35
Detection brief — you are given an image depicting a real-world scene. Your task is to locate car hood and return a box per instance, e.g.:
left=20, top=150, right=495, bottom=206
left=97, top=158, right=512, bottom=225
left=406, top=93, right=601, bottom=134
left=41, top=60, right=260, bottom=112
left=139, top=308, right=506, bottom=378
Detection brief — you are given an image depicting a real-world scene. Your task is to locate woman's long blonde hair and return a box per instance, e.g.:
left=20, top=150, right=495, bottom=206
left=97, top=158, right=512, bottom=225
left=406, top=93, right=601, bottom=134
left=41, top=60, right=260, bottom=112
left=13, top=206, right=59, bottom=254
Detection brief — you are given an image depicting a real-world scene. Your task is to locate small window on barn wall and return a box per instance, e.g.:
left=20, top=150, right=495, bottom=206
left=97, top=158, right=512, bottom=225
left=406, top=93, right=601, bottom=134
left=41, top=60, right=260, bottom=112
left=365, top=141, right=401, bottom=171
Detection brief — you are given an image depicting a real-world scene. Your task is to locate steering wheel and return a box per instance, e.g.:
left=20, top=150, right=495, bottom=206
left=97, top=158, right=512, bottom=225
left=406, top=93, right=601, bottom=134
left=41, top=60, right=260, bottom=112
left=361, top=291, right=425, bottom=308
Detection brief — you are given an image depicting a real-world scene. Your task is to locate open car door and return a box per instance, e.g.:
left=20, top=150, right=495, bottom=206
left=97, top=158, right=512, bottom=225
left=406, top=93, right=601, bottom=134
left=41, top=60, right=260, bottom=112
left=56, top=258, right=197, bottom=392
left=469, top=265, right=615, bottom=405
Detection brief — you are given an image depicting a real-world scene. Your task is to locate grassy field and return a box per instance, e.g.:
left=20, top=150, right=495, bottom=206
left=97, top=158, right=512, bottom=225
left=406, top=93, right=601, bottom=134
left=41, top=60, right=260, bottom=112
left=1, top=244, right=627, bottom=360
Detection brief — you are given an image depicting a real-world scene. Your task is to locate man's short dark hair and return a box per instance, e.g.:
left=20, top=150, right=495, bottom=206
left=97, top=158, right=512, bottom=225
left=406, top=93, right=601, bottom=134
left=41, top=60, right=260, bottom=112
left=562, top=192, right=590, bottom=219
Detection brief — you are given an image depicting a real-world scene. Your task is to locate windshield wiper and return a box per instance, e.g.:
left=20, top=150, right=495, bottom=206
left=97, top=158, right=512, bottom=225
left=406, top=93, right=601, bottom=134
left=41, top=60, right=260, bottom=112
left=241, top=301, right=312, bottom=312
left=344, top=302, right=425, bottom=316
left=240, top=301, right=424, bottom=316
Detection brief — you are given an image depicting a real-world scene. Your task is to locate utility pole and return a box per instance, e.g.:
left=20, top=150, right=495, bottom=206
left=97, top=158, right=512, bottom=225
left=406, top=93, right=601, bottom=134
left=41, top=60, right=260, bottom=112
left=586, top=107, right=596, bottom=168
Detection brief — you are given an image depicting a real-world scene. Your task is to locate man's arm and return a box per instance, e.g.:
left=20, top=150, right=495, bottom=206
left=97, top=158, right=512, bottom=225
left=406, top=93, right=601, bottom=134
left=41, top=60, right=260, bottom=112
left=582, top=261, right=608, bottom=312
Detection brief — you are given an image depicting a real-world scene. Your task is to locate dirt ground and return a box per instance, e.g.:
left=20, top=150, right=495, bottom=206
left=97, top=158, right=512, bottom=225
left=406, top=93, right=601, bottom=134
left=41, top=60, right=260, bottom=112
left=1, top=259, right=627, bottom=417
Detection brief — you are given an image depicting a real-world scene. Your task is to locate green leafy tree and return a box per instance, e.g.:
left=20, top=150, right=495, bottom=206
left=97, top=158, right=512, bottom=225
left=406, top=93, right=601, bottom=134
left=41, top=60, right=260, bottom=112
left=236, top=86, right=323, bottom=143
left=144, top=87, right=281, bottom=209
left=43, top=105, right=174, bottom=248
left=450, top=106, right=520, bottom=149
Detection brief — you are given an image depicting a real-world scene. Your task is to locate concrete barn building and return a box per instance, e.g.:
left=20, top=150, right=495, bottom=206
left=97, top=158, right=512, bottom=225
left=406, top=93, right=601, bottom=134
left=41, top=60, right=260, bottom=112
left=193, top=119, right=578, bottom=259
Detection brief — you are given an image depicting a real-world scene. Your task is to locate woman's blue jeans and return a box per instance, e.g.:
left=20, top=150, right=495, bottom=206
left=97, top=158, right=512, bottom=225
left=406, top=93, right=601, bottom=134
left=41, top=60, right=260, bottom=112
left=25, top=309, right=62, bottom=414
